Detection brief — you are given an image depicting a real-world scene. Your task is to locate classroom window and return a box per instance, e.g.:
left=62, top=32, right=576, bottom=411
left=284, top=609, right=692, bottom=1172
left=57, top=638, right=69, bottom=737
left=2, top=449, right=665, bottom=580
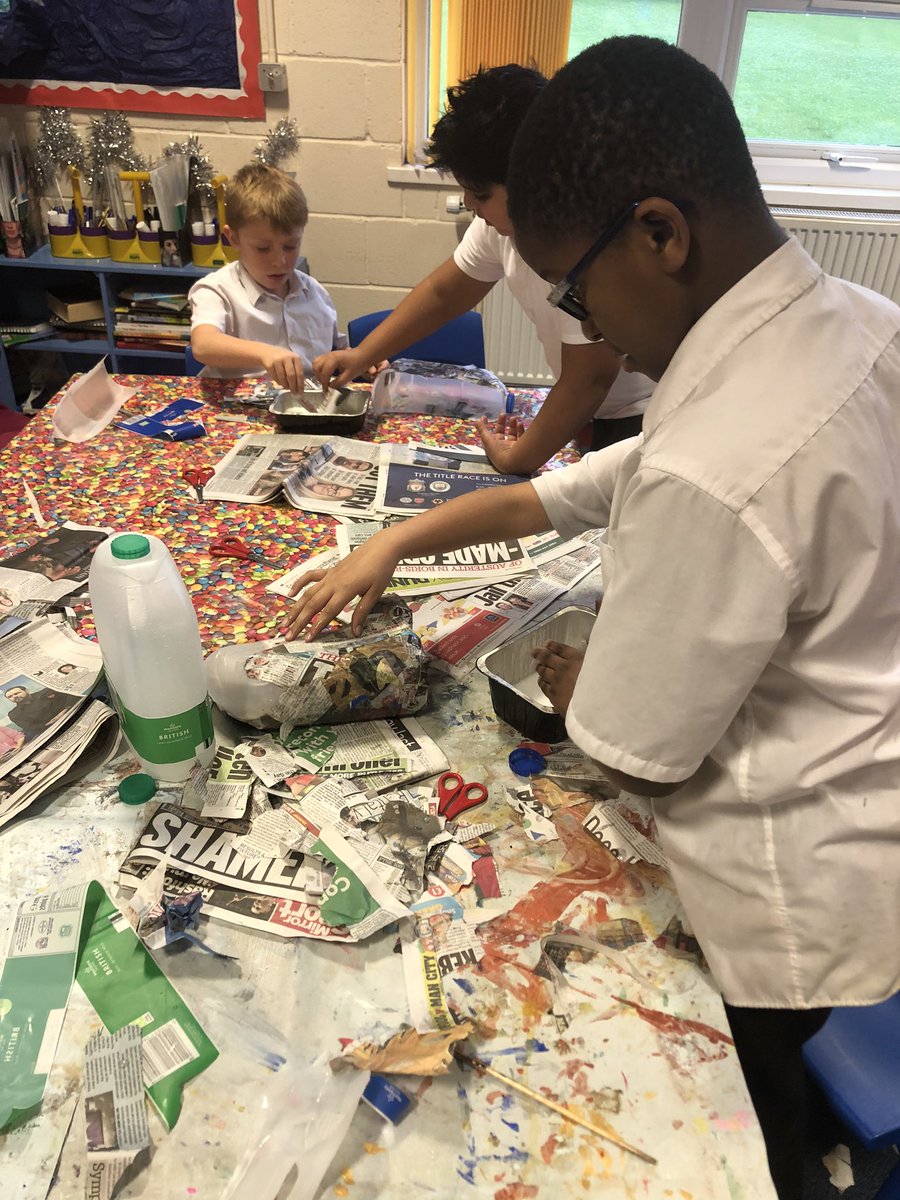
left=405, top=0, right=900, bottom=196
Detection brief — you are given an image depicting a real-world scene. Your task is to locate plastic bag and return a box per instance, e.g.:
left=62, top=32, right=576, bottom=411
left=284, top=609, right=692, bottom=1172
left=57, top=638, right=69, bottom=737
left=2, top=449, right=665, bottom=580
left=221, top=1055, right=369, bottom=1200
left=371, top=358, right=507, bottom=420
left=206, top=599, right=429, bottom=731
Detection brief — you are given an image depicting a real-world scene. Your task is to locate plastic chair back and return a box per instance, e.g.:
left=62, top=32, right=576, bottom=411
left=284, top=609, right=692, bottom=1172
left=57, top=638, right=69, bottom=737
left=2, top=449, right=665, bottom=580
left=347, top=309, right=485, bottom=369
left=183, top=345, right=204, bottom=376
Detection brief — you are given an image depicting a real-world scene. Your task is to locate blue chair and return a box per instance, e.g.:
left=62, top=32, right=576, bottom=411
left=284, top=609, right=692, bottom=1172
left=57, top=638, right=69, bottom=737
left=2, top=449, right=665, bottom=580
left=803, top=993, right=900, bottom=1198
left=183, top=345, right=203, bottom=376
left=347, top=309, right=485, bottom=369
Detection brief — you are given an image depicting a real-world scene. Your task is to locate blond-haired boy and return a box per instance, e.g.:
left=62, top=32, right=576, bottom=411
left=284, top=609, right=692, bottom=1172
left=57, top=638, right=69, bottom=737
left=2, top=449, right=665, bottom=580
left=189, top=164, right=344, bottom=392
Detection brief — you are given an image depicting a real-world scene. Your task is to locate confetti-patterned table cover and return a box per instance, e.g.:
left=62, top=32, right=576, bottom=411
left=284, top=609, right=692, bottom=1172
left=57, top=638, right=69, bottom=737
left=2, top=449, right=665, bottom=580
left=0, top=375, right=565, bottom=649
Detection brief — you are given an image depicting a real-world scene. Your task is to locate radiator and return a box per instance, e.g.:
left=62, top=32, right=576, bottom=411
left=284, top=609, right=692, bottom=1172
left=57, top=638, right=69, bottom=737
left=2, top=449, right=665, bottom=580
left=771, top=207, right=900, bottom=304
left=482, top=207, right=900, bottom=385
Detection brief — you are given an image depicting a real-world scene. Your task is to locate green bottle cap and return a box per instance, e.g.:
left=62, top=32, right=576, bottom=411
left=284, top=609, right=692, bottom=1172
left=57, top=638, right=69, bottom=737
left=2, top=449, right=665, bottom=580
left=118, top=773, right=157, bottom=805
left=111, top=534, right=151, bottom=560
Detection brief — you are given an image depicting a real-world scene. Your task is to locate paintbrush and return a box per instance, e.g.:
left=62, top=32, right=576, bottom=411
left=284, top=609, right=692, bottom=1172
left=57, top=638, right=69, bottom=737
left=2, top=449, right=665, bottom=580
left=453, top=1048, right=657, bottom=1166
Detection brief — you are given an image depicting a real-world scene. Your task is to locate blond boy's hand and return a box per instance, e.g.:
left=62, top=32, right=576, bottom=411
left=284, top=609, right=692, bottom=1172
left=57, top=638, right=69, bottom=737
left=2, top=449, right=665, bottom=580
left=313, top=347, right=372, bottom=389
left=283, top=533, right=401, bottom=641
left=260, top=347, right=305, bottom=393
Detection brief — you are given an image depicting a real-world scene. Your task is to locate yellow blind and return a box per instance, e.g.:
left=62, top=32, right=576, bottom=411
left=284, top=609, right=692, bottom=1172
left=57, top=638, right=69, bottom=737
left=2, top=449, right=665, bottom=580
left=452, top=0, right=573, bottom=82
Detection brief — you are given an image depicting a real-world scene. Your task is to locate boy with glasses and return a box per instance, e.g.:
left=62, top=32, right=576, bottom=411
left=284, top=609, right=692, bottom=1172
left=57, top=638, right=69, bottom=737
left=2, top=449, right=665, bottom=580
left=283, top=38, right=899, bottom=1199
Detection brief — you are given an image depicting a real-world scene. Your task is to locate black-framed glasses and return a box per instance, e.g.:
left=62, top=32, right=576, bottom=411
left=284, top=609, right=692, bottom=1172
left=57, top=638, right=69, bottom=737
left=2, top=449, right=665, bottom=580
left=547, top=201, right=639, bottom=322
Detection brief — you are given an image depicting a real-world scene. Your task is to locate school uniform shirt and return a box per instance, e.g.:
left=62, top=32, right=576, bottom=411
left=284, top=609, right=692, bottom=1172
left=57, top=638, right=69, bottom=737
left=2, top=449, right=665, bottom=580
left=453, top=217, right=653, bottom=420
left=531, top=237, right=900, bottom=1009
left=188, top=261, right=344, bottom=378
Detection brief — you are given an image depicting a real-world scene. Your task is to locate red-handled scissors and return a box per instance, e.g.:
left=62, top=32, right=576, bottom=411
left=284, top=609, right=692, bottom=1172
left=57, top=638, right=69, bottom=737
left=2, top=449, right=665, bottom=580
left=182, top=466, right=214, bottom=501
left=209, top=535, right=278, bottom=564
left=436, top=771, right=488, bottom=821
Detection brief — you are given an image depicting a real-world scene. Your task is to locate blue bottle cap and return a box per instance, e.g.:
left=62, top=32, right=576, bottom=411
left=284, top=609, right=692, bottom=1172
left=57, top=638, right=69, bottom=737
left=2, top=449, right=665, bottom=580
left=361, top=1073, right=412, bottom=1124
left=508, top=747, right=546, bottom=777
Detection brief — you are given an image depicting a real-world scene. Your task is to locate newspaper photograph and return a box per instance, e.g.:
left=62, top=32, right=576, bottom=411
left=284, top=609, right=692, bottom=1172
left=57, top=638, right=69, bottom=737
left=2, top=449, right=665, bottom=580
left=282, top=438, right=387, bottom=517
left=0, top=522, right=110, bottom=605
left=117, top=859, right=351, bottom=942
left=83, top=1026, right=150, bottom=1200
left=380, top=443, right=524, bottom=517
left=201, top=432, right=330, bottom=504
left=0, top=618, right=104, bottom=779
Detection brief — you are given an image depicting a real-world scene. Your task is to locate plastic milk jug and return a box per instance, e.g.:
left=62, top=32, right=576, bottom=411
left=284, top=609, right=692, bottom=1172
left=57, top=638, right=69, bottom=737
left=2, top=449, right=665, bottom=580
left=89, top=533, right=216, bottom=782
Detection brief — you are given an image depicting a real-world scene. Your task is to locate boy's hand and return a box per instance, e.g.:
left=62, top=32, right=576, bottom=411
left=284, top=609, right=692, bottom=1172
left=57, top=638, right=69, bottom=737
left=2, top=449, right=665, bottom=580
left=477, top=413, right=528, bottom=474
left=260, top=347, right=305, bottom=393
left=314, top=348, right=372, bottom=389
left=283, top=534, right=402, bottom=641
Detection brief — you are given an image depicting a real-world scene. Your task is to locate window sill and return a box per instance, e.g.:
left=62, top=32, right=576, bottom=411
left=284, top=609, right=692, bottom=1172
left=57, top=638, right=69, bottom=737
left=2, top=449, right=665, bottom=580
left=386, top=164, right=454, bottom=186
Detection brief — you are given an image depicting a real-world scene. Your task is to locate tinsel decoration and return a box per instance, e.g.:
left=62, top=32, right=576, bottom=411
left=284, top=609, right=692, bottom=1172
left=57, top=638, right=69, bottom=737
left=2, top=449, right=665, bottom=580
left=32, top=107, right=85, bottom=194
left=254, top=118, right=300, bottom=167
left=164, top=134, right=215, bottom=192
left=86, top=111, right=145, bottom=189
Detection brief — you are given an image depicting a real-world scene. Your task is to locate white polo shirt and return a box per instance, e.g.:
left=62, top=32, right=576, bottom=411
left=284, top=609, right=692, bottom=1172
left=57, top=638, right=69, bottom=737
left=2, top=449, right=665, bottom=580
left=454, top=216, right=653, bottom=420
left=532, top=237, right=900, bottom=1008
left=188, top=261, right=344, bottom=378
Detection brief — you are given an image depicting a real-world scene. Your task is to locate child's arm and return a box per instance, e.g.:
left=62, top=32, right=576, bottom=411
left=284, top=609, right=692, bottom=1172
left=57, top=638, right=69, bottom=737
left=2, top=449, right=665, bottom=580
left=284, top=480, right=551, bottom=641
left=191, top=325, right=306, bottom=392
left=313, top=258, right=493, bottom=388
left=477, top=341, right=624, bottom=474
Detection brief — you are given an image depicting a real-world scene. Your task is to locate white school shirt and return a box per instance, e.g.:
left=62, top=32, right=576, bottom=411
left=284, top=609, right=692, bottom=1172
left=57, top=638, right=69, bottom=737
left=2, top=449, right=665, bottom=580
left=453, top=217, right=653, bottom=420
left=188, top=261, right=344, bottom=378
left=532, top=237, right=900, bottom=1008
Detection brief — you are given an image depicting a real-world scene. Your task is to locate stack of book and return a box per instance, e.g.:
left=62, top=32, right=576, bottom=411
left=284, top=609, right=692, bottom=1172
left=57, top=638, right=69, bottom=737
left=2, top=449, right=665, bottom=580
left=114, top=287, right=191, bottom=353
left=0, top=319, right=54, bottom=348
left=46, top=285, right=107, bottom=342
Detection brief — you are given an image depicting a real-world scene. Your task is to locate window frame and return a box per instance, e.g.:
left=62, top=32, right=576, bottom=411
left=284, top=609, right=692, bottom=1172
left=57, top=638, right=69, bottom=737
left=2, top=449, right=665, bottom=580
left=405, top=0, right=900, bottom=201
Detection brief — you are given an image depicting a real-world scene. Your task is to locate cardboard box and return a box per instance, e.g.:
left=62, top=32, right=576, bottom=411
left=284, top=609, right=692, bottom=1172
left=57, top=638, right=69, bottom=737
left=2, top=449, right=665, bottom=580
left=46, top=286, right=105, bottom=324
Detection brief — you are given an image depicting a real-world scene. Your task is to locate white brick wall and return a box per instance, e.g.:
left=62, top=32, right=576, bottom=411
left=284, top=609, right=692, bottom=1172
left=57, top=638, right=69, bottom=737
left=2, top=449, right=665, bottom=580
left=10, top=0, right=466, bottom=332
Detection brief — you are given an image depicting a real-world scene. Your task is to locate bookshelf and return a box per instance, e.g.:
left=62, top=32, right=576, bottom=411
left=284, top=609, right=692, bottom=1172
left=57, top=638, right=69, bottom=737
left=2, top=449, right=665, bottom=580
left=0, top=247, right=309, bottom=409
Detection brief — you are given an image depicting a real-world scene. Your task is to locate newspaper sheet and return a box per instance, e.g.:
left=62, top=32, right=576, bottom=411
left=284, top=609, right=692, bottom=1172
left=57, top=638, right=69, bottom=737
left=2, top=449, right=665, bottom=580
left=201, top=432, right=328, bottom=503
left=0, top=522, right=110, bottom=605
left=582, top=800, right=669, bottom=868
left=0, top=700, right=118, bottom=831
left=279, top=716, right=448, bottom=792
left=83, top=1026, right=150, bottom=1200
left=282, top=438, right=388, bottom=517
left=117, top=859, right=347, bottom=941
left=337, top=522, right=536, bottom=593
left=310, top=823, right=412, bottom=941
left=409, top=530, right=604, bottom=678
left=380, top=443, right=524, bottom=517
left=0, top=618, right=104, bottom=780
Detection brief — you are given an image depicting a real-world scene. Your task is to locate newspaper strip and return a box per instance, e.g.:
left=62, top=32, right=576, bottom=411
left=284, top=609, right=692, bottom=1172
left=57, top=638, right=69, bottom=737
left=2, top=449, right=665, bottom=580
left=401, top=892, right=482, bottom=1032
left=582, top=801, right=669, bottom=868
left=83, top=1026, right=150, bottom=1200
left=311, top=823, right=412, bottom=941
left=0, top=700, right=118, bottom=830
left=182, top=745, right=254, bottom=820
left=117, top=859, right=349, bottom=941
left=0, top=522, right=111, bottom=605
left=235, top=735, right=303, bottom=789
left=0, top=618, right=104, bottom=781
left=282, top=438, right=388, bottom=517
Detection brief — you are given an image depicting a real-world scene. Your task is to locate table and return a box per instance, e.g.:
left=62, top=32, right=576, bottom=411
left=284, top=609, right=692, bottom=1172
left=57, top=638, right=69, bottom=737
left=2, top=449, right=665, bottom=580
left=0, top=377, right=776, bottom=1200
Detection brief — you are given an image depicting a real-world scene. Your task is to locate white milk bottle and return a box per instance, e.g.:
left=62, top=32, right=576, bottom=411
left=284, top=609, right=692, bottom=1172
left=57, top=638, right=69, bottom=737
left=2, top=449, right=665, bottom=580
left=89, top=533, right=216, bottom=782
